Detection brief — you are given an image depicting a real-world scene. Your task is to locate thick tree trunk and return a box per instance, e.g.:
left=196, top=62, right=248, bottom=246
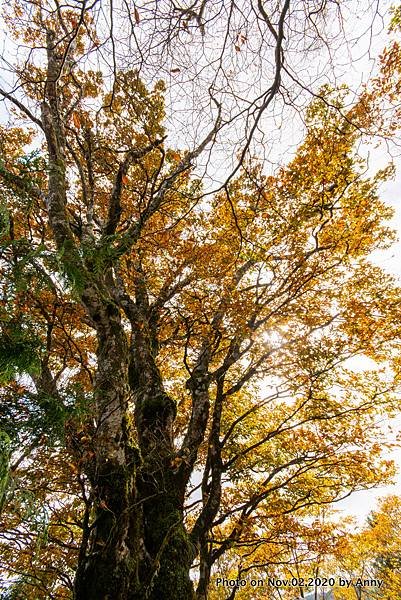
left=73, top=322, right=196, bottom=599
left=138, top=448, right=196, bottom=599
left=73, top=407, right=197, bottom=600
left=73, top=458, right=140, bottom=599
left=134, top=386, right=196, bottom=599
left=74, top=461, right=196, bottom=600
left=139, top=493, right=196, bottom=599
left=73, top=304, right=143, bottom=599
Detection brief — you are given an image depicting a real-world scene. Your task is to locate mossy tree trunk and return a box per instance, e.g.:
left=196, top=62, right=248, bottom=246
left=73, top=275, right=197, bottom=599
left=73, top=301, right=143, bottom=599
left=138, top=460, right=197, bottom=600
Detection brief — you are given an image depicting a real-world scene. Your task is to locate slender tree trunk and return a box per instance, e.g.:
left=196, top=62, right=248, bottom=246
left=196, top=536, right=212, bottom=600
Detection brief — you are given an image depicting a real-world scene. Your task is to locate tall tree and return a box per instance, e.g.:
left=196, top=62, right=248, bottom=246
left=1, top=2, right=401, bottom=599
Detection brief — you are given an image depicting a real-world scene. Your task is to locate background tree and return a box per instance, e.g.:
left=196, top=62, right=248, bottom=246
left=1, top=2, right=401, bottom=599
left=327, top=495, right=401, bottom=600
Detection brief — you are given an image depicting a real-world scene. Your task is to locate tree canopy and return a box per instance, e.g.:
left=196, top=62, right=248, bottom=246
left=1, top=1, right=401, bottom=599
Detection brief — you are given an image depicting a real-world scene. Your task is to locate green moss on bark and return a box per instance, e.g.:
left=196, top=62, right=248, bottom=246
left=74, top=459, right=141, bottom=600
left=139, top=467, right=196, bottom=600
left=144, top=520, right=196, bottom=600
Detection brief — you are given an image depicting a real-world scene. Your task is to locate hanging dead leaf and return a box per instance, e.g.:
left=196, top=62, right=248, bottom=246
left=134, top=8, right=140, bottom=24
left=72, top=112, right=81, bottom=129
left=170, top=456, right=183, bottom=469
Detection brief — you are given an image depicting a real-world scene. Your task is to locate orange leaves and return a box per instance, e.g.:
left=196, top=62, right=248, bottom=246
left=168, top=150, right=181, bottom=162
left=0, top=443, right=84, bottom=597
